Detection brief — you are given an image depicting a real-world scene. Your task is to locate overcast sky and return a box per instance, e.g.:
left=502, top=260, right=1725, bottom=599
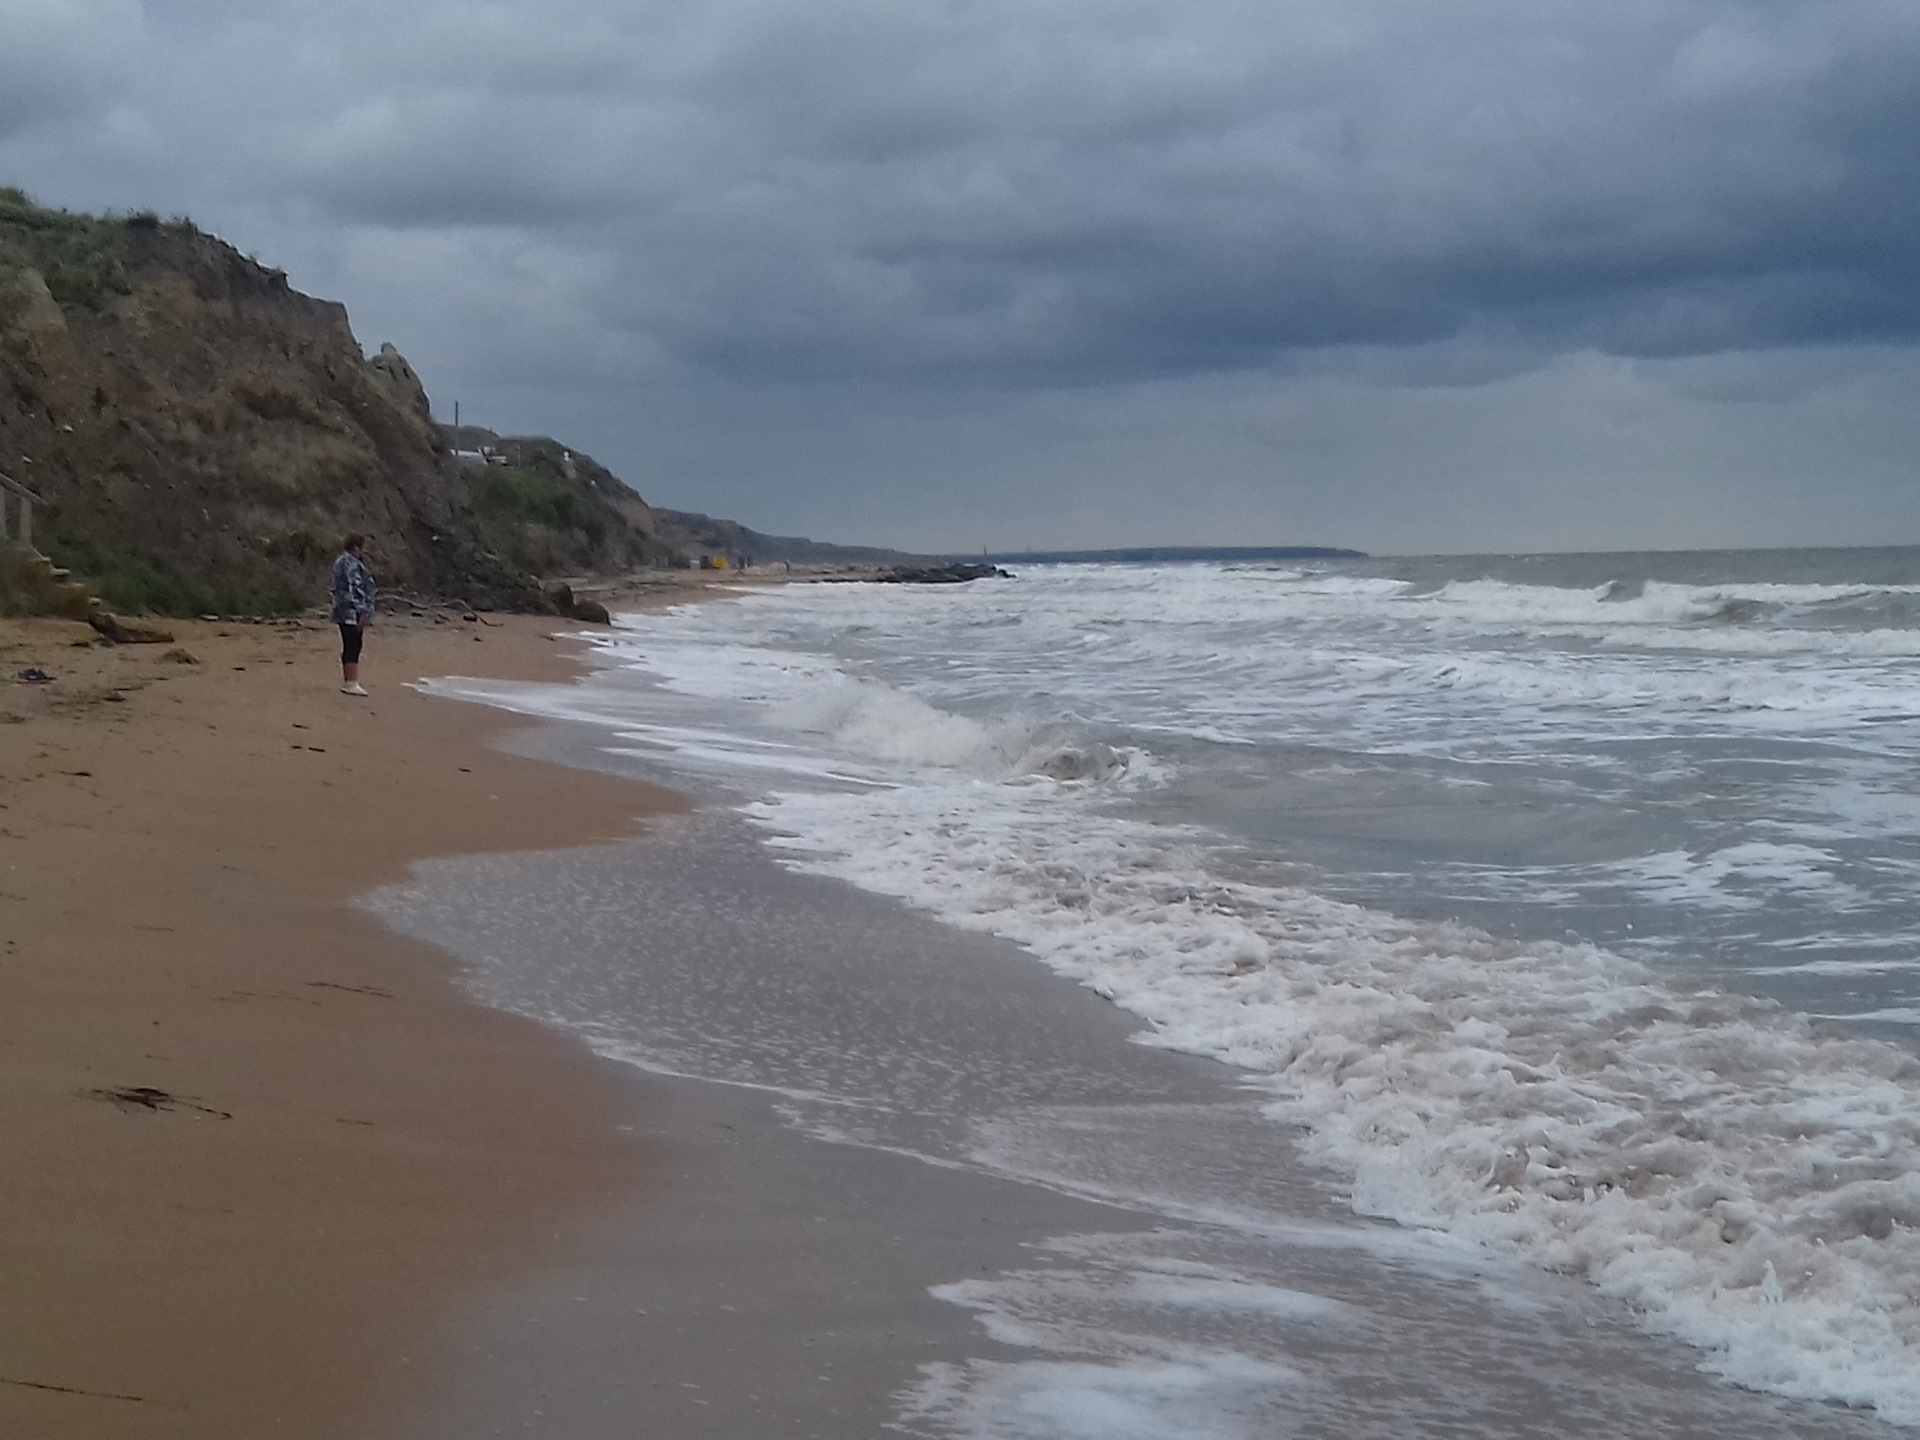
left=4, top=0, right=1917, bottom=554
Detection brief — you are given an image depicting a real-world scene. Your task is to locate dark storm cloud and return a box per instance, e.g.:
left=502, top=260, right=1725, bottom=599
left=5, top=0, right=1920, bottom=554
left=10, top=0, right=1920, bottom=385
left=494, top=0, right=1920, bottom=379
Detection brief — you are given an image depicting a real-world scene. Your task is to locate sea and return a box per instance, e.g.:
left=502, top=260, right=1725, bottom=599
left=389, top=548, right=1920, bottom=1436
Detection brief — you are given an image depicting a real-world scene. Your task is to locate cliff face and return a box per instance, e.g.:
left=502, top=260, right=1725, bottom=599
left=439, top=427, right=662, bottom=580
left=0, top=191, right=664, bottom=613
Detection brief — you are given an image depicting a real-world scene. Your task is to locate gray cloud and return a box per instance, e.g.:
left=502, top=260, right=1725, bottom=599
left=16, top=0, right=1920, bottom=376
left=2, top=0, right=1918, bottom=549
left=0, top=0, right=140, bottom=138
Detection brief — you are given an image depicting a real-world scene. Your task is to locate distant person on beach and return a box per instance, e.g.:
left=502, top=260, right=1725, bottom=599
left=330, top=534, right=378, bottom=696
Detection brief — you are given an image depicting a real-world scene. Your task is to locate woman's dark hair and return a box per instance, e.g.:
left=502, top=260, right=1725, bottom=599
left=342, top=533, right=367, bottom=553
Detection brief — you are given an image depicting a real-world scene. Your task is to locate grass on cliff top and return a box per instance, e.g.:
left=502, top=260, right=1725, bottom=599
left=0, top=186, right=131, bottom=309
left=0, top=187, right=194, bottom=310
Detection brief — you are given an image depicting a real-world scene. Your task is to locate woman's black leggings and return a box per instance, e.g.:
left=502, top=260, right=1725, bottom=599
left=338, top=622, right=364, bottom=665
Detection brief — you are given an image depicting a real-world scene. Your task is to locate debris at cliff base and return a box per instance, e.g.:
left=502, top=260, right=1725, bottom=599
left=89, top=613, right=176, bottom=644
left=546, top=583, right=614, bottom=625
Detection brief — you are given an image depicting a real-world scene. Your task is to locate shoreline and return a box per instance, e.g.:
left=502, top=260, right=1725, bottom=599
left=369, top=732, right=1892, bottom=1440
left=8, top=574, right=1901, bottom=1439
left=398, top=576, right=1910, bottom=1439
left=0, top=607, right=681, bottom=1439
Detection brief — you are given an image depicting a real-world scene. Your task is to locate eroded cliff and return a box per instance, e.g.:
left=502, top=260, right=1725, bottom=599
left=0, top=190, right=665, bottom=614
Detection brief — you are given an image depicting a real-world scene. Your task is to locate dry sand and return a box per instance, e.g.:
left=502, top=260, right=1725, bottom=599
left=0, top=607, right=680, bottom=1439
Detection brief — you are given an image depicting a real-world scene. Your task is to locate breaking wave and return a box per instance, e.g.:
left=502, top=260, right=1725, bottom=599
left=747, top=780, right=1920, bottom=1424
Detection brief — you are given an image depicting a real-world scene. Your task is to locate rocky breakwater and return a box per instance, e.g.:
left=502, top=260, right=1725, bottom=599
left=873, top=561, right=1013, bottom=584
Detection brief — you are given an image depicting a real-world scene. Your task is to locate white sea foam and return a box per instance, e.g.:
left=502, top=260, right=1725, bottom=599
left=1601, top=844, right=1864, bottom=912
left=569, top=575, right=1920, bottom=774
left=906, top=1354, right=1301, bottom=1440
left=903, top=1237, right=1315, bottom=1440
left=1827, top=1009, right=1920, bottom=1027
left=749, top=779, right=1920, bottom=1423
left=434, top=560, right=1920, bottom=1425
left=1124, top=1274, right=1352, bottom=1320
left=1774, top=957, right=1920, bottom=978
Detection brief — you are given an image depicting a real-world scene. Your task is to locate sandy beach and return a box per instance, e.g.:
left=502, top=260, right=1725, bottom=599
left=0, top=606, right=679, bottom=1439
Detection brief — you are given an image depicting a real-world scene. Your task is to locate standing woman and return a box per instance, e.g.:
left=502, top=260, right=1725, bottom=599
left=330, top=534, right=378, bottom=696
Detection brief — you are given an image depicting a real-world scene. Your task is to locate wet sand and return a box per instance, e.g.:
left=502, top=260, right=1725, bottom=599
left=0, top=607, right=680, bottom=1439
